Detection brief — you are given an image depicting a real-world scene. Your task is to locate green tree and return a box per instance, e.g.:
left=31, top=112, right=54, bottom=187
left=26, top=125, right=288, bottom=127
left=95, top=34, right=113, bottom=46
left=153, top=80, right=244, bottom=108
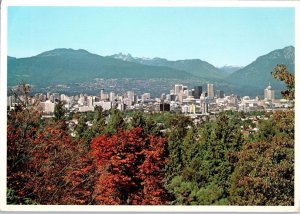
left=165, top=114, right=193, bottom=180
left=130, top=110, right=160, bottom=136
left=54, top=100, right=66, bottom=121
left=181, top=126, right=199, bottom=168
left=165, top=129, right=184, bottom=181
left=91, top=106, right=106, bottom=137
left=196, top=115, right=243, bottom=204
left=167, top=113, right=244, bottom=205
left=105, top=107, right=126, bottom=135
left=229, top=110, right=294, bottom=205
left=75, top=115, right=88, bottom=139
left=75, top=114, right=94, bottom=148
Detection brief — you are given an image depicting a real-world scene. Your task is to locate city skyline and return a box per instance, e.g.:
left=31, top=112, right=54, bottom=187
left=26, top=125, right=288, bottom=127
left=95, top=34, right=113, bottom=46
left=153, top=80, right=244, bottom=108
left=8, top=7, right=294, bottom=67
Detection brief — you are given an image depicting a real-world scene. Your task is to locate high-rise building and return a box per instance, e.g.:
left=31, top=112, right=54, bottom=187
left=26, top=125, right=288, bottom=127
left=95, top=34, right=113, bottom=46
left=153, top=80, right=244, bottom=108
left=7, top=96, right=13, bottom=107
left=170, top=94, right=176, bottom=101
left=160, top=103, right=170, bottom=112
left=109, top=92, right=116, bottom=102
left=40, top=100, right=55, bottom=113
left=207, top=83, right=214, bottom=98
left=174, top=84, right=183, bottom=95
left=141, top=93, right=150, bottom=102
left=264, top=84, right=275, bottom=100
left=87, top=96, right=94, bottom=108
left=201, top=102, right=208, bottom=113
left=215, top=90, right=224, bottom=98
left=193, top=86, right=202, bottom=99
left=100, top=89, right=104, bottom=99
left=126, top=91, right=135, bottom=106
left=52, top=93, right=60, bottom=102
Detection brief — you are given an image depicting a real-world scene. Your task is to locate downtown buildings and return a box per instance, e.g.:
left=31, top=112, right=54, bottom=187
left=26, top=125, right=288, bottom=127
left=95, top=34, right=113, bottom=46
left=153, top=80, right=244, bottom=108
left=8, top=83, right=292, bottom=118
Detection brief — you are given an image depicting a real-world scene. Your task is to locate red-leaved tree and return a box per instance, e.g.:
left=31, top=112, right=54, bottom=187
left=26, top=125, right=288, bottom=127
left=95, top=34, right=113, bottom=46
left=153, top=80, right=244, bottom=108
left=91, top=128, right=171, bottom=205
left=27, top=124, right=95, bottom=204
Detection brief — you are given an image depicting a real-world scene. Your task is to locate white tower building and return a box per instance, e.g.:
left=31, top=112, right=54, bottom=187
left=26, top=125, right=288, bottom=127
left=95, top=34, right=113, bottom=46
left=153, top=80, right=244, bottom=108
left=264, top=83, right=275, bottom=100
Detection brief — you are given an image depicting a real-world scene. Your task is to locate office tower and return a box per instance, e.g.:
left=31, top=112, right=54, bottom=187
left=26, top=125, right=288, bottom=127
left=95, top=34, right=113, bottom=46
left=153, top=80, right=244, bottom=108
left=201, top=102, right=208, bottom=113
left=134, top=95, right=138, bottom=104
left=193, top=86, right=203, bottom=99
left=100, top=89, right=105, bottom=100
left=87, top=96, right=93, bottom=108
left=52, top=93, right=60, bottom=102
left=215, top=90, right=224, bottom=98
left=141, top=93, right=150, bottom=102
left=170, top=94, right=176, bottom=101
left=207, top=83, right=214, bottom=98
left=109, top=92, right=116, bottom=102
left=264, top=84, right=275, bottom=100
left=127, top=91, right=135, bottom=106
left=46, top=92, right=52, bottom=100
left=166, top=94, right=171, bottom=101
left=174, top=84, right=183, bottom=95
left=7, top=96, right=13, bottom=107
left=160, top=103, right=170, bottom=112
left=43, top=100, right=55, bottom=113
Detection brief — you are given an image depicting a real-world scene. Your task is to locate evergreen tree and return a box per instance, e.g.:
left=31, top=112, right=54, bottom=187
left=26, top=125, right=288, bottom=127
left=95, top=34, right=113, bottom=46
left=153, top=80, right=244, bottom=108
left=167, top=113, right=244, bottom=205
left=91, top=106, right=106, bottom=137
left=130, top=110, right=160, bottom=136
left=105, top=107, right=126, bottom=135
left=54, top=100, right=66, bottom=121
left=75, top=115, right=88, bottom=139
left=165, top=114, right=193, bottom=181
left=198, top=113, right=243, bottom=203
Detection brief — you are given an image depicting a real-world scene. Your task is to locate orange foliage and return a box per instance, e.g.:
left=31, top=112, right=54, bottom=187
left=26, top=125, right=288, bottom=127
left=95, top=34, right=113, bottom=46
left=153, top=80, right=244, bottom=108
left=91, top=128, right=170, bottom=205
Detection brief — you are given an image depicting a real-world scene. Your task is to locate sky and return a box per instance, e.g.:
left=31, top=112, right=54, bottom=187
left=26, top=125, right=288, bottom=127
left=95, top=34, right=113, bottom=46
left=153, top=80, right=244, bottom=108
left=8, top=7, right=295, bottom=67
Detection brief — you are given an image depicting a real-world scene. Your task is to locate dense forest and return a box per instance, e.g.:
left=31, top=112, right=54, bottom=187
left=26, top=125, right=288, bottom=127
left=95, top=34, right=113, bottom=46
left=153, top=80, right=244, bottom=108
left=7, top=65, right=294, bottom=205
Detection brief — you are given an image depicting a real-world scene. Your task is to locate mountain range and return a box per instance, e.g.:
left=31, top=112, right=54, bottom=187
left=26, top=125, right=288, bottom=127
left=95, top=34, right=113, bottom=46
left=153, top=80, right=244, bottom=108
left=8, top=49, right=195, bottom=87
left=219, top=65, right=244, bottom=74
left=8, top=46, right=295, bottom=96
left=225, top=46, right=295, bottom=89
left=109, top=53, right=227, bottom=80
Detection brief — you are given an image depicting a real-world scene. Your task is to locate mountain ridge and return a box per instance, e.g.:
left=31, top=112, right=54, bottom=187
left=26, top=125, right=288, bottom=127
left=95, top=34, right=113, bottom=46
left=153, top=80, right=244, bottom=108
left=8, top=48, right=196, bottom=87
left=225, top=46, right=295, bottom=90
left=7, top=46, right=295, bottom=97
left=108, top=53, right=227, bottom=80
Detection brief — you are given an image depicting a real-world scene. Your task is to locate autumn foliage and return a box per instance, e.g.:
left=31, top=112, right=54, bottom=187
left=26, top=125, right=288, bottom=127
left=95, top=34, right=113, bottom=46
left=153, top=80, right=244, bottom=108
left=91, top=128, right=171, bottom=205
left=28, top=125, right=94, bottom=204
left=7, top=109, right=94, bottom=204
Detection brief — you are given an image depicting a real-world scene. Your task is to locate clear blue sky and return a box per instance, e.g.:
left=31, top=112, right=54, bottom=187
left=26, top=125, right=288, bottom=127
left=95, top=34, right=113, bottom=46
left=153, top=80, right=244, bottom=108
left=8, top=7, right=294, bottom=67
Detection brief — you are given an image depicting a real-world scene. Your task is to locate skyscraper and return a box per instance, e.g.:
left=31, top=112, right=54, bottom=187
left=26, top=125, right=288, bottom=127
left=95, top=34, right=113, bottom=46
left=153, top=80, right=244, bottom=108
left=100, top=89, right=104, bottom=100
left=174, top=84, right=183, bottom=95
left=193, top=86, right=202, bottom=99
left=264, top=83, right=275, bottom=100
left=207, top=83, right=214, bottom=98
left=215, top=90, right=224, bottom=98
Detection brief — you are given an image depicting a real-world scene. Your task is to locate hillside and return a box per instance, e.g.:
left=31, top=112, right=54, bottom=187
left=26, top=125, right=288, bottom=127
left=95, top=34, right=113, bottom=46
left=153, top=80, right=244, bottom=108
left=8, top=49, right=194, bottom=87
left=225, top=46, right=295, bottom=91
left=109, top=53, right=226, bottom=80
left=219, top=65, right=244, bottom=74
